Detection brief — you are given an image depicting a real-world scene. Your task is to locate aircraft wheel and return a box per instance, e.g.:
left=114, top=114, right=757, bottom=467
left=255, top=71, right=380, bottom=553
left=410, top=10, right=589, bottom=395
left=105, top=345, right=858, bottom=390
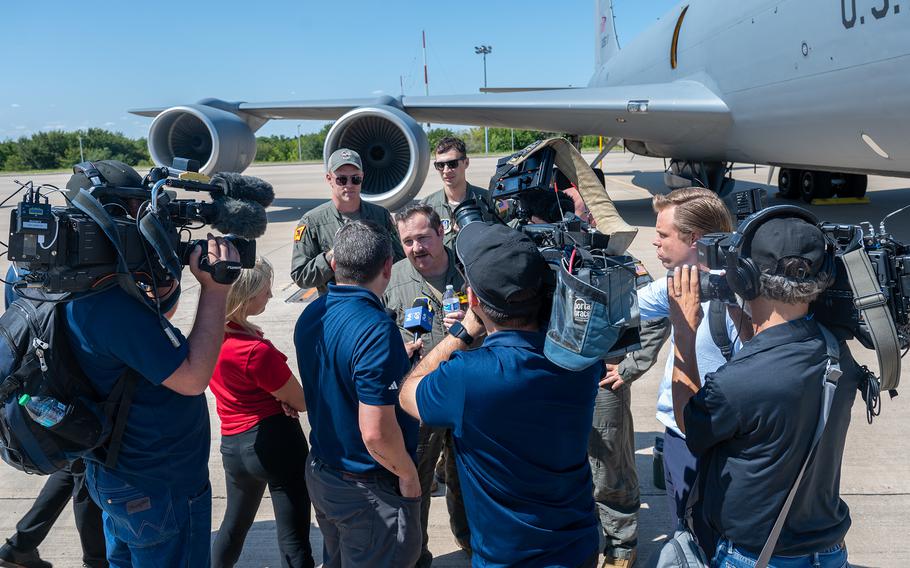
left=800, top=170, right=832, bottom=202
left=839, top=174, right=868, bottom=198
left=778, top=169, right=800, bottom=199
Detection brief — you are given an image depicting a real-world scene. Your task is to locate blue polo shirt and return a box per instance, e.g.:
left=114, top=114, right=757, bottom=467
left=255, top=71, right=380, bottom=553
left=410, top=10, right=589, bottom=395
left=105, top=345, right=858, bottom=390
left=295, top=284, right=416, bottom=473
left=416, top=330, right=602, bottom=568
left=64, top=286, right=208, bottom=493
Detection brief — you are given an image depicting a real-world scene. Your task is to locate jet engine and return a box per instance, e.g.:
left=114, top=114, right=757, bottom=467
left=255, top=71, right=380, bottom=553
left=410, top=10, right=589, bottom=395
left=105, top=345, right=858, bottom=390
left=148, top=104, right=257, bottom=175
left=324, top=105, right=429, bottom=210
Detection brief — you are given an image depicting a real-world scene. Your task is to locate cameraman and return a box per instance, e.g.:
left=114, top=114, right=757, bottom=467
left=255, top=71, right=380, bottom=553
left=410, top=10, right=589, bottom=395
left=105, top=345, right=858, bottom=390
left=669, top=214, right=860, bottom=566
left=63, top=161, right=239, bottom=568
left=399, top=222, right=604, bottom=567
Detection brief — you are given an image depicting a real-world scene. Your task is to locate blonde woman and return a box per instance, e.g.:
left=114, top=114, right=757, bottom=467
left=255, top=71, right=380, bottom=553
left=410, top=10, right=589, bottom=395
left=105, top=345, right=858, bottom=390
left=209, top=258, right=314, bottom=568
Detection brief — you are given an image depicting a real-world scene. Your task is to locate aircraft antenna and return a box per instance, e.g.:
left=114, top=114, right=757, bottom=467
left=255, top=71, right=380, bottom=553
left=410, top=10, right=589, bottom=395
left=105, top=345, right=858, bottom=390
left=423, top=30, right=430, bottom=128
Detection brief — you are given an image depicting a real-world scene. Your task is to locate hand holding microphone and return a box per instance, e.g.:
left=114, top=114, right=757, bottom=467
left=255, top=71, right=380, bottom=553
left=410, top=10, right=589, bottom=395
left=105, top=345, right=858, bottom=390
left=403, top=298, right=434, bottom=362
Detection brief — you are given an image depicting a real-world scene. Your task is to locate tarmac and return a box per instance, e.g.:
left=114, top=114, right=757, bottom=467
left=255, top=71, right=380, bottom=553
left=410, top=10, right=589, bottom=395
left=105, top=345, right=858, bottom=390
left=0, top=153, right=908, bottom=567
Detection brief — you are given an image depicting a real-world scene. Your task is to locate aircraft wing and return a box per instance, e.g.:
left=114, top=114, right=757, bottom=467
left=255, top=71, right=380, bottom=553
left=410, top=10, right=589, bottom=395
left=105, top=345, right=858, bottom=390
left=130, top=80, right=731, bottom=144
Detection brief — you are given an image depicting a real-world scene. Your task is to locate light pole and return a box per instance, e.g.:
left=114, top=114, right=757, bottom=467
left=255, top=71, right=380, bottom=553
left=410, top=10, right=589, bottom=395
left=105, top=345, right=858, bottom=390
left=474, top=45, right=492, bottom=154
left=296, top=124, right=302, bottom=162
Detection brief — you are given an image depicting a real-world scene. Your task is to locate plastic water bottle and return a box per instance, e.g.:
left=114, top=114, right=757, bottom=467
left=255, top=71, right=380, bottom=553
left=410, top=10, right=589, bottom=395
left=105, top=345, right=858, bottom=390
left=18, top=394, right=67, bottom=428
left=442, top=285, right=460, bottom=315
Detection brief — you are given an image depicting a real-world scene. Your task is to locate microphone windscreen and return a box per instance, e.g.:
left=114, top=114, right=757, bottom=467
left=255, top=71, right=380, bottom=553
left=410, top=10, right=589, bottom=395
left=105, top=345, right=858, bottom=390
left=212, top=197, right=268, bottom=239
left=412, top=297, right=431, bottom=309
left=211, top=172, right=275, bottom=207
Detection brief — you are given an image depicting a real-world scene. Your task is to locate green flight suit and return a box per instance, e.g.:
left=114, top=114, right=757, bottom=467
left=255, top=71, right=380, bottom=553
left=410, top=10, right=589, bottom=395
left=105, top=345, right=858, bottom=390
left=383, top=249, right=471, bottom=565
left=290, top=200, right=405, bottom=295
left=420, top=184, right=499, bottom=248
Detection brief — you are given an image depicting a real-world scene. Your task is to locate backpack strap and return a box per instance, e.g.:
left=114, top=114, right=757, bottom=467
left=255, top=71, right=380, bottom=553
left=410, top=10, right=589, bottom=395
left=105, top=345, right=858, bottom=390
left=101, top=369, right=138, bottom=469
left=708, top=300, right=734, bottom=362
left=755, top=325, right=841, bottom=568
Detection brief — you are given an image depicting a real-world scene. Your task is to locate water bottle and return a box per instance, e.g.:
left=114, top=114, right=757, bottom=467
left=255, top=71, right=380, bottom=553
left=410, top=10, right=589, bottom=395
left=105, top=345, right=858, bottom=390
left=442, top=285, right=460, bottom=315
left=18, top=394, right=67, bottom=428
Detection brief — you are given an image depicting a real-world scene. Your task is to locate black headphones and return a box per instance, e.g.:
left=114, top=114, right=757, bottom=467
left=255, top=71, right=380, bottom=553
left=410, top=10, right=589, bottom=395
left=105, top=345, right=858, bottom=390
left=724, top=205, right=836, bottom=300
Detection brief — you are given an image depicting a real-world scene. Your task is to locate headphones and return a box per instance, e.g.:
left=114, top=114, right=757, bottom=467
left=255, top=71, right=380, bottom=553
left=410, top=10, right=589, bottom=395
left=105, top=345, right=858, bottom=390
left=724, top=205, right=836, bottom=300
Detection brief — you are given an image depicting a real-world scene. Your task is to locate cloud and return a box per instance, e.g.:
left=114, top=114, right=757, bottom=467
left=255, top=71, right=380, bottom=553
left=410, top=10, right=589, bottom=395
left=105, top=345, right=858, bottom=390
left=43, top=123, right=66, bottom=130
left=104, top=121, right=116, bottom=126
left=371, top=90, right=385, bottom=95
left=10, top=103, right=20, bottom=108
left=15, top=125, right=26, bottom=130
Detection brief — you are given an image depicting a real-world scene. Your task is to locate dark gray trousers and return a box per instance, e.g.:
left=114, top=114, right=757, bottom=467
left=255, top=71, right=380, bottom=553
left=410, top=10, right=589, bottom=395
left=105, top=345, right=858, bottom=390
left=587, top=383, right=639, bottom=558
left=306, top=457, right=421, bottom=568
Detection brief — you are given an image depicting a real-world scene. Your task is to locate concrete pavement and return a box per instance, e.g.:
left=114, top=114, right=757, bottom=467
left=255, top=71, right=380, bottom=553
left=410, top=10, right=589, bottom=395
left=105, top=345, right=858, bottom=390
left=0, top=153, right=907, bottom=566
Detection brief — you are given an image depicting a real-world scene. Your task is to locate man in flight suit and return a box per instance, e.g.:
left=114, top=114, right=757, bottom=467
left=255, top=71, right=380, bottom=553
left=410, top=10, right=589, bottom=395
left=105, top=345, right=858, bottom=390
left=383, top=204, right=471, bottom=565
left=291, top=148, right=404, bottom=295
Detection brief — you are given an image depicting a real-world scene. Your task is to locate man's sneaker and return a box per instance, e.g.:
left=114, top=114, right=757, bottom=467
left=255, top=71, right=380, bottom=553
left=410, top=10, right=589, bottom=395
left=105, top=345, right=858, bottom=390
left=0, top=541, right=52, bottom=568
left=601, top=547, right=636, bottom=568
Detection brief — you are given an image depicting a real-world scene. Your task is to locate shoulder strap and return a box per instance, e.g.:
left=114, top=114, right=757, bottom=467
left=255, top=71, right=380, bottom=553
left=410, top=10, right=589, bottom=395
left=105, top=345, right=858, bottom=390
left=101, top=370, right=138, bottom=469
left=755, top=325, right=842, bottom=568
left=708, top=301, right=733, bottom=362
left=841, top=247, right=901, bottom=392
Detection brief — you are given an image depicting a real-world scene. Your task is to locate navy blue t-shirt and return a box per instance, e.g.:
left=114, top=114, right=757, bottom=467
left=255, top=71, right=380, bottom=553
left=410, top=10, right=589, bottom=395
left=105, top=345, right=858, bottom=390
left=295, top=284, right=416, bottom=473
left=416, top=330, right=602, bottom=568
left=65, top=286, right=209, bottom=492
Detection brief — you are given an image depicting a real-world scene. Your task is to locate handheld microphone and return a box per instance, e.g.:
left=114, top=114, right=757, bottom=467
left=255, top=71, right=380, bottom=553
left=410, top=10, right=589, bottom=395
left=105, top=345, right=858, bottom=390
left=404, top=297, right=434, bottom=342
left=210, top=172, right=275, bottom=207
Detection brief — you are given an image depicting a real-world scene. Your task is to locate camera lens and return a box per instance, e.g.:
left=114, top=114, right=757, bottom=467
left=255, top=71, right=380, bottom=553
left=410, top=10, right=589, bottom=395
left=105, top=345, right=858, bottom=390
left=453, top=199, right=485, bottom=229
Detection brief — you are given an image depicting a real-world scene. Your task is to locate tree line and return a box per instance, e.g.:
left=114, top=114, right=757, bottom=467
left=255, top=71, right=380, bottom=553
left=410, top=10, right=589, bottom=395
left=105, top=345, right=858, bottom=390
left=0, top=126, right=610, bottom=172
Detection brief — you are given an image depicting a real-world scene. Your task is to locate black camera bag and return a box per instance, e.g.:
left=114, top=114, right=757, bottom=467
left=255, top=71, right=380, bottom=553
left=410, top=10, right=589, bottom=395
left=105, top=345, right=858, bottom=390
left=0, top=292, right=136, bottom=475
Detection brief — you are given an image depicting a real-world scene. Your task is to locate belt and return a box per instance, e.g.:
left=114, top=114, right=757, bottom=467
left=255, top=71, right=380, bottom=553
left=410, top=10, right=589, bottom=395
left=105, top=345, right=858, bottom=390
left=311, top=456, right=398, bottom=484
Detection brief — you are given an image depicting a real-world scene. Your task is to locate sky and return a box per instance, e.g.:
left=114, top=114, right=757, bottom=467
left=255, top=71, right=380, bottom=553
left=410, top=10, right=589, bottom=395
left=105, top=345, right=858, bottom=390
left=0, top=0, right=680, bottom=141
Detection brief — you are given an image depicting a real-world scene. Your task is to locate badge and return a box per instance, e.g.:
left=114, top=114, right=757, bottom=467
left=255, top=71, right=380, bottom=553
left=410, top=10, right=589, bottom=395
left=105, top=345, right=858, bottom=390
left=634, top=261, right=649, bottom=277
left=573, top=297, right=592, bottom=324
left=340, top=150, right=351, bottom=159
left=294, top=225, right=306, bottom=242
left=441, top=218, right=453, bottom=234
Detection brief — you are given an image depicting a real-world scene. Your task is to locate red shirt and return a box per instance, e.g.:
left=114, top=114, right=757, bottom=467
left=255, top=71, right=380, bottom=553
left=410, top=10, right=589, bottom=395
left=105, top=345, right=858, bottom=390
left=210, top=322, right=293, bottom=436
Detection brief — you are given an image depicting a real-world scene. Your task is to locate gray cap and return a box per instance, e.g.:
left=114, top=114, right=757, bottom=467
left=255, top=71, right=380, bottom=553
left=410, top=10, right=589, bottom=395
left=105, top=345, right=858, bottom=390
left=327, top=148, right=363, bottom=172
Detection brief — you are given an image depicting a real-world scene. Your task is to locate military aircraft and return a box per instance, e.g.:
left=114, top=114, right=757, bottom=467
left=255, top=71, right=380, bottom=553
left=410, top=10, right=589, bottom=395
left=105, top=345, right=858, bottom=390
left=132, top=0, right=910, bottom=209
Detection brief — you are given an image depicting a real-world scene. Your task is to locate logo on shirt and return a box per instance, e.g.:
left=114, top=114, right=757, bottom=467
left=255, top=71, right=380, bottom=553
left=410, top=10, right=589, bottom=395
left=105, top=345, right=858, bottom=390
left=388, top=381, right=399, bottom=391
left=573, top=297, right=592, bottom=324
left=294, top=224, right=307, bottom=242
left=441, top=218, right=453, bottom=234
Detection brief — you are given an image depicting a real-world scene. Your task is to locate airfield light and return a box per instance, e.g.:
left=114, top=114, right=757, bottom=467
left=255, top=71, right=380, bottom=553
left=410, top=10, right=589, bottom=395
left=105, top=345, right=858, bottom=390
left=475, top=45, right=493, bottom=153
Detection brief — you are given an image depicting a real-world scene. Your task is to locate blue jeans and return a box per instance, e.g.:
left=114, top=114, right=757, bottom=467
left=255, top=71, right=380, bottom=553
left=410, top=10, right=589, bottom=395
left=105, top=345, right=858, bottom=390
left=85, top=463, right=211, bottom=568
left=712, top=538, right=848, bottom=568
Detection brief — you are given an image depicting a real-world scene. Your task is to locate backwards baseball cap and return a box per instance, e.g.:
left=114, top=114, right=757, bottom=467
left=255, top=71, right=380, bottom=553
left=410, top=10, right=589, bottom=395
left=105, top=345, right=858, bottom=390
left=749, top=217, right=827, bottom=276
left=327, top=148, right=363, bottom=172
left=455, top=222, right=549, bottom=316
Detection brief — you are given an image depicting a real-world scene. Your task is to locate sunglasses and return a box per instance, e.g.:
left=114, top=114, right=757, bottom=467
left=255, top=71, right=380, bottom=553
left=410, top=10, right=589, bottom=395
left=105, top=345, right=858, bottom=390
left=333, top=174, right=363, bottom=186
left=433, top=157, right=466, bottom=171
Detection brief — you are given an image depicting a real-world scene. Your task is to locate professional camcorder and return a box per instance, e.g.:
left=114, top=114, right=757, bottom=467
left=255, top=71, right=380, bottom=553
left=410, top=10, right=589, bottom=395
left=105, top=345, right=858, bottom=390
left=6, top=159, right=272, bottom=296
left=695, top=188, right=905, bottom=399
left=454, top=142, right=642, bottom=369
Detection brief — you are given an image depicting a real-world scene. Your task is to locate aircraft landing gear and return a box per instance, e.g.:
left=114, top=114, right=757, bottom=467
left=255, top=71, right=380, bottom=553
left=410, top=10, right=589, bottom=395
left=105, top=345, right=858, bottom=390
left=777, top=169, right=867, bottom=202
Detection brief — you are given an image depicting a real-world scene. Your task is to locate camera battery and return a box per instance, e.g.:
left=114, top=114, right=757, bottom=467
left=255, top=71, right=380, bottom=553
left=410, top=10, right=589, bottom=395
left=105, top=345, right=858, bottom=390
left=16, top=202, right=53, bottom=233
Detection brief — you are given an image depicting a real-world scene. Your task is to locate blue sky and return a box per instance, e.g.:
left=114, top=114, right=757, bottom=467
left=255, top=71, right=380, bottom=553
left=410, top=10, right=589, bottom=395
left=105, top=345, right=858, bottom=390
left=0, top=0, right=679, bottom=141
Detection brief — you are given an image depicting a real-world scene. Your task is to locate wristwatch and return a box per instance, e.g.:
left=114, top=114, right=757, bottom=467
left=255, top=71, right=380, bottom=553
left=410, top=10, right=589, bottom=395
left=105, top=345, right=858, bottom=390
left=448, top=321, right=474, bottom=345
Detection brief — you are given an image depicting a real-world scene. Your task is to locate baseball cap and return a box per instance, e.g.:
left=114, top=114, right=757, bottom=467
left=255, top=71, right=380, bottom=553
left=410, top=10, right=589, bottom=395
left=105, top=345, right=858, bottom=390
left=327, top=148, right=363, bottom=172
left=455, top=222, right=549, bottom=316
left=749, top=217, right=826, bottom=276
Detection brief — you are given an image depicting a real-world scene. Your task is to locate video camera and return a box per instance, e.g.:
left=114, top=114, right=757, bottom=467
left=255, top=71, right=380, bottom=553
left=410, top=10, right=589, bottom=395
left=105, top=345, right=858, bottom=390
left=7, top=159, right=272, bottom=296
left=453, top=143, right=642, bottom=368
left=695, top=187, right=905, bottom=396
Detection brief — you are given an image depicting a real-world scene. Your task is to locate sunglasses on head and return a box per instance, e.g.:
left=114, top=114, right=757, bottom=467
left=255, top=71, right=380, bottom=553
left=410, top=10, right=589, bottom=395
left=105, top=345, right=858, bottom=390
left=333, top=174, right=363, bottom=186
left=433, top=157, right=466, bottom=171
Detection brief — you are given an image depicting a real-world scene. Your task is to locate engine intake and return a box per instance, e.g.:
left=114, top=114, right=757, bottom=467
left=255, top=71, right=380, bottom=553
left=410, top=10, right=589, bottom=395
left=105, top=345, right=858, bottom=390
left=324, top=105, right=429, bottom=210
left=148, top=104, right=257, bottom=175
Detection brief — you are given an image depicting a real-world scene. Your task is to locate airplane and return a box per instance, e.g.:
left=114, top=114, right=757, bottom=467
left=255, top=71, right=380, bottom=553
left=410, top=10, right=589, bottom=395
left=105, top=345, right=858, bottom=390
left=131, top=0, right=910, bottom=209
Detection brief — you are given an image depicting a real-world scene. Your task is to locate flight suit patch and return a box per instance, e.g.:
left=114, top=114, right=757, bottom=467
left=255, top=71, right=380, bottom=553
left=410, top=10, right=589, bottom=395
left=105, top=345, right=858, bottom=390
left=294, top=225, right=307, bottom=242
left=441, top=218, right=453, bottom=234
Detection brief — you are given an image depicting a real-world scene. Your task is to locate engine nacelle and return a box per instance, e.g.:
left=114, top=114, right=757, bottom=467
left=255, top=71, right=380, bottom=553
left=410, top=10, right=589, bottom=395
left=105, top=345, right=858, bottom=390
left=324, top=105, right=429, bottom=210
left=148, top=104, right=257, bottom=175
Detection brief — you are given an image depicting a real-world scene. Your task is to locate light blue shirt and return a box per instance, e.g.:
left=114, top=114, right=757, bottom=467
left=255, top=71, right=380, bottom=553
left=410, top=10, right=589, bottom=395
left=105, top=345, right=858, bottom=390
left=638, top=277, right=742, bottom=437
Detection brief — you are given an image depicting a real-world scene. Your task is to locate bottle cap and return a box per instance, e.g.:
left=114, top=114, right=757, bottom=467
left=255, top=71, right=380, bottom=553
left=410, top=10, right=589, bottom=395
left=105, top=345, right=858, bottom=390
left=18, top=394, right=31, bottom=406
